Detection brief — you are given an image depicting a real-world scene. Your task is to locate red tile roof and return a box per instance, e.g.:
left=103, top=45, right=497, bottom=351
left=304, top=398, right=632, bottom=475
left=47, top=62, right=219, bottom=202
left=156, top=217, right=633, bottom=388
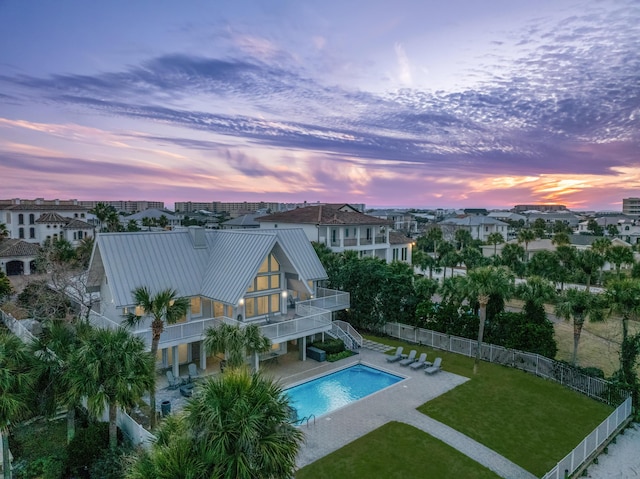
left=257, top=204, right=390, bottom=226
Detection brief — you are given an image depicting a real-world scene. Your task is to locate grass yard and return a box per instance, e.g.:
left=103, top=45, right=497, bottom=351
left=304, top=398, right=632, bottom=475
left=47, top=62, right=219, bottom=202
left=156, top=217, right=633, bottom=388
left=11, top=418, right=67, bottom=465
left=296, top=421, right=502, bottom=479
left=365, top=334, right=613, bottom=477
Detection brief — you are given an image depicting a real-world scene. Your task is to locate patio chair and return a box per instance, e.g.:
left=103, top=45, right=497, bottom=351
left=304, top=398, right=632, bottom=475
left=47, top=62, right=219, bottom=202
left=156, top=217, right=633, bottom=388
left=188, top=362, right=200, bottom=382
left=399, top=349, right=417, bottom=366
left=409, top=353, right=428, bottom=369
left=386, top=346, right=404, bottom=363
left=166, top=370, right=183, bottom=390
left=425, top=357, right=442, bottom=375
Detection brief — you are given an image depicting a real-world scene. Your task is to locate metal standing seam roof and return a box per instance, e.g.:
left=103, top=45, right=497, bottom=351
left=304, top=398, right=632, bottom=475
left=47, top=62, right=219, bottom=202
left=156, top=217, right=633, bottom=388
left=91, top=228, right=328, bottom=308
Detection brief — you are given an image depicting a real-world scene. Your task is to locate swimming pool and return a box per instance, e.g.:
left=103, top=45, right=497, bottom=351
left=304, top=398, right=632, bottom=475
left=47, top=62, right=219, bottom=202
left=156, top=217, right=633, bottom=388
left=284, top=364, right=403, bottom=422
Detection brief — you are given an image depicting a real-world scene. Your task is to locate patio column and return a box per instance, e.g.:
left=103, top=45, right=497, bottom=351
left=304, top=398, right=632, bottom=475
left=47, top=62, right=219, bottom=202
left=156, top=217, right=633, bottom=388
left=161, top=348, right=169, bottom=369
left=200, top=342, right=207, bottom=371
left=172, top=346, right=179, bottom=378
left=298, top=337, right=306, bottom=361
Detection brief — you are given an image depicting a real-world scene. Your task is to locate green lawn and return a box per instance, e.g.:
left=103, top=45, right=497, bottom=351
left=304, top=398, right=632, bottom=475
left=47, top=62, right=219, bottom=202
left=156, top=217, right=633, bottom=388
left=366, top=334, right=613, bottom=476
left=296, top=421, right=502, bottom=479
left=11, top=418, right=67, bottom=465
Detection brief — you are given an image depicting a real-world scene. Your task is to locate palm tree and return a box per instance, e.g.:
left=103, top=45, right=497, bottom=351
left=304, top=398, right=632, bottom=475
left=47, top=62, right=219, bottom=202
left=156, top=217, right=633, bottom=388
left=425, top=227, right=444, bottom=256
left=554, top=245, right=576, bottom=290
left=0, top=331, right=35, bottom=479
left=486, top=232, right=504, bottom=257
left=551, top=232, right=571, bottom=247
left=0, top=223, right=8, bottom=241
left=124, top=287, right=189, bottom=428
left=30, top=319, right=94, bottom=443
left=75, top=236, right=94, bottom=268
left=517, top=229, right=536, bottom=262
left=454, top=229, right=473, bottom=251
left=500, top=243, right=525, bottom=277
left=67, top=327, right=154, bottom=448
left=204, top=323, right=271, bottom=370
left=463, top=265, right=515, bottom=374
left=89, top=202, right=114, bottom=232
left=127, top=368, right=304, bottom=479
left=592, top=238, right=612, bottom=284
left=605, top=278, right=640, bottom=388
left=606, top=245, right=634, bottom=278
left=575, top=249, right=605, bottom=291
left=516, top=276, right=556, bottom=314
left=554, top=288, right=603, bottom=366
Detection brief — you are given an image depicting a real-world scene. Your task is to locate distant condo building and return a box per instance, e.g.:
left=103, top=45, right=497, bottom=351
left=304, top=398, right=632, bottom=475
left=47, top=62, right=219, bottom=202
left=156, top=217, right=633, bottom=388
left=512, top=204, right=567, bottom=213
left=622, top=198, right=640, bottom=216
left=78, top=200, right=164, bottom=214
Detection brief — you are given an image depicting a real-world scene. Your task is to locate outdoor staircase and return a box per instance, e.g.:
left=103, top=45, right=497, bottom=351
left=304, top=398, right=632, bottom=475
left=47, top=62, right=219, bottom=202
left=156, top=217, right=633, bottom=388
left=328, top=320, right=363, bottom=351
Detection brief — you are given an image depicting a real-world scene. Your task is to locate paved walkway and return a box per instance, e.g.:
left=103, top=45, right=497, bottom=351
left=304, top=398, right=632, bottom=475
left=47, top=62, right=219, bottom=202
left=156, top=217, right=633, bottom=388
left=292, top=344, right=536, bottom=479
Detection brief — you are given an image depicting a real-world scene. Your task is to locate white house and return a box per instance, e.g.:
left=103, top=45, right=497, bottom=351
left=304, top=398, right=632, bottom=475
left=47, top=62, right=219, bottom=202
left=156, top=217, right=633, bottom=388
left=0, top=200, right=94, bottom=246
left=125, top=208, right=181, bottom=229
left=256, top=204, right=412, bottom=264
left=368, top=209, right=418, bottom=235
left=438, top=216, right=508, bottom=243
left=85, top=227, right=352, bottom=376
left=0, top=239, right=41, bottom=276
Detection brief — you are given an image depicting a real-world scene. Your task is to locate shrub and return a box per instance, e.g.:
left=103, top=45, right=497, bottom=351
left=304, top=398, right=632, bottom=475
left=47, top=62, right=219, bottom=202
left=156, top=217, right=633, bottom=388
left=90, top=446, right=130, bottom=479
left=66, top=422, right=110, bottom=475
left=14, top=453, right=67, bottom=479
left=327, top=350, right=355, bottom=362
left=310, top=338, right=345, bottom=355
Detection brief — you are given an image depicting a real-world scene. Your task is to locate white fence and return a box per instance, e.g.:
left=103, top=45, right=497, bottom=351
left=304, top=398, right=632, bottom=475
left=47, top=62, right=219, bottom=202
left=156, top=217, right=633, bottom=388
left=0, top=309, right=36, bottom=342
left=384, top=322, right=629, bottom=405
left=542, top=397, right=632, bottom=479
left=117, top=409, right=155, bottom=450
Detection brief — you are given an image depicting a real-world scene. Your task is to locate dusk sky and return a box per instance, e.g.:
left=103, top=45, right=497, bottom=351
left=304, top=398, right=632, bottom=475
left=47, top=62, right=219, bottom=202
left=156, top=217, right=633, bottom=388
left=1, top=1, right=639, bottom=210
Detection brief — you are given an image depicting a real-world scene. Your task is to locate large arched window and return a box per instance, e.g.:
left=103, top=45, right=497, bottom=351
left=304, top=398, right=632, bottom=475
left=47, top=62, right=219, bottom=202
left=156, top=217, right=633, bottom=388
left=18, top=214, right=24, bottom=225
left=29, top=213, right=35, bottom=224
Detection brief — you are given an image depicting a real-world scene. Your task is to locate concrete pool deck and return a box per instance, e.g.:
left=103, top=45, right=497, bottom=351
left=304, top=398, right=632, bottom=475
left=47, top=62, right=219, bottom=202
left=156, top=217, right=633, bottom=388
left=279, top=345, right=536, bottom=479
left=153, top=342, right=535, bottom=479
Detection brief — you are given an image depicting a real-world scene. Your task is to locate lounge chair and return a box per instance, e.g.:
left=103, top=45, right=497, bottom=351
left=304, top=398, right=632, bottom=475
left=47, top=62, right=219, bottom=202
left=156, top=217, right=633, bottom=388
left=425, top=357, right=442, bottom=375
left=166, top=370, right=183, bottom=390
left=409, top=353, right=428, bottom=369
left=399, top=350, right=417, bottom=366
left=386, top=346, right=404, bottom=363
left=188, top=363, right=200, bottom=382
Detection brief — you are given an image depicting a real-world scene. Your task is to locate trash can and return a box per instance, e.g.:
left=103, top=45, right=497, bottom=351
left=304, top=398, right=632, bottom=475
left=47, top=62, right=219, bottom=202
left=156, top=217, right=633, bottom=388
left=161, top=400, right=171, bottom=417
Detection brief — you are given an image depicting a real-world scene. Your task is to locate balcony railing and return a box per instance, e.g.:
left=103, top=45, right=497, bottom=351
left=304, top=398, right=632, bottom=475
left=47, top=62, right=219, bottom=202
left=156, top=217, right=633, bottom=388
left=88, top=288, right=349, bottom=349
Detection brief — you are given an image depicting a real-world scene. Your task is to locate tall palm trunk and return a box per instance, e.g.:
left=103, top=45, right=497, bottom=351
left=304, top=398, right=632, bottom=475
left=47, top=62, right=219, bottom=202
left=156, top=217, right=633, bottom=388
left=2, top=428, right=11, bottom=479
left=474, top=295, right=489, bottom=374
left=572, top=315, right=584, bottom=366
left=108, top=403, right=118, bottom=449
left=149, top=325, right=162, bottom=429
left=66, top=408, right=75, bottom=444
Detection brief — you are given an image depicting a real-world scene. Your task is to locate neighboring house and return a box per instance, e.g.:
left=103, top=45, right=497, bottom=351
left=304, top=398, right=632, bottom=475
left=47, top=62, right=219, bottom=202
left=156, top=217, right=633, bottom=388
left=85, top=227, right=351, bottom=375
left=368, top=209, right=418, bottom=235
left=257, top=204, right=411, bottom=264
left=526, top=211, right=583, bottom=230
left=389, top=231, right=413, bottom=263
left=439, top=216, right=508, bottom=243
left=125, top=208, right=181, bottom=229
left=482, top=235, right=635, bottom=271
left=0, top=239, right=40, bottom=275
left=0, top=201, right=94, bottom=246
left=481, top=238, right=555, bottom=260
left=221, top=213, right=263, bottom=229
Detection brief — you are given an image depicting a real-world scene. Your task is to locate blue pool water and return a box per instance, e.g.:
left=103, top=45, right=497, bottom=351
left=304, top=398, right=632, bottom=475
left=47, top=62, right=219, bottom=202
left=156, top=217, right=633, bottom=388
left=284, top=364, right=403, bottom=422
